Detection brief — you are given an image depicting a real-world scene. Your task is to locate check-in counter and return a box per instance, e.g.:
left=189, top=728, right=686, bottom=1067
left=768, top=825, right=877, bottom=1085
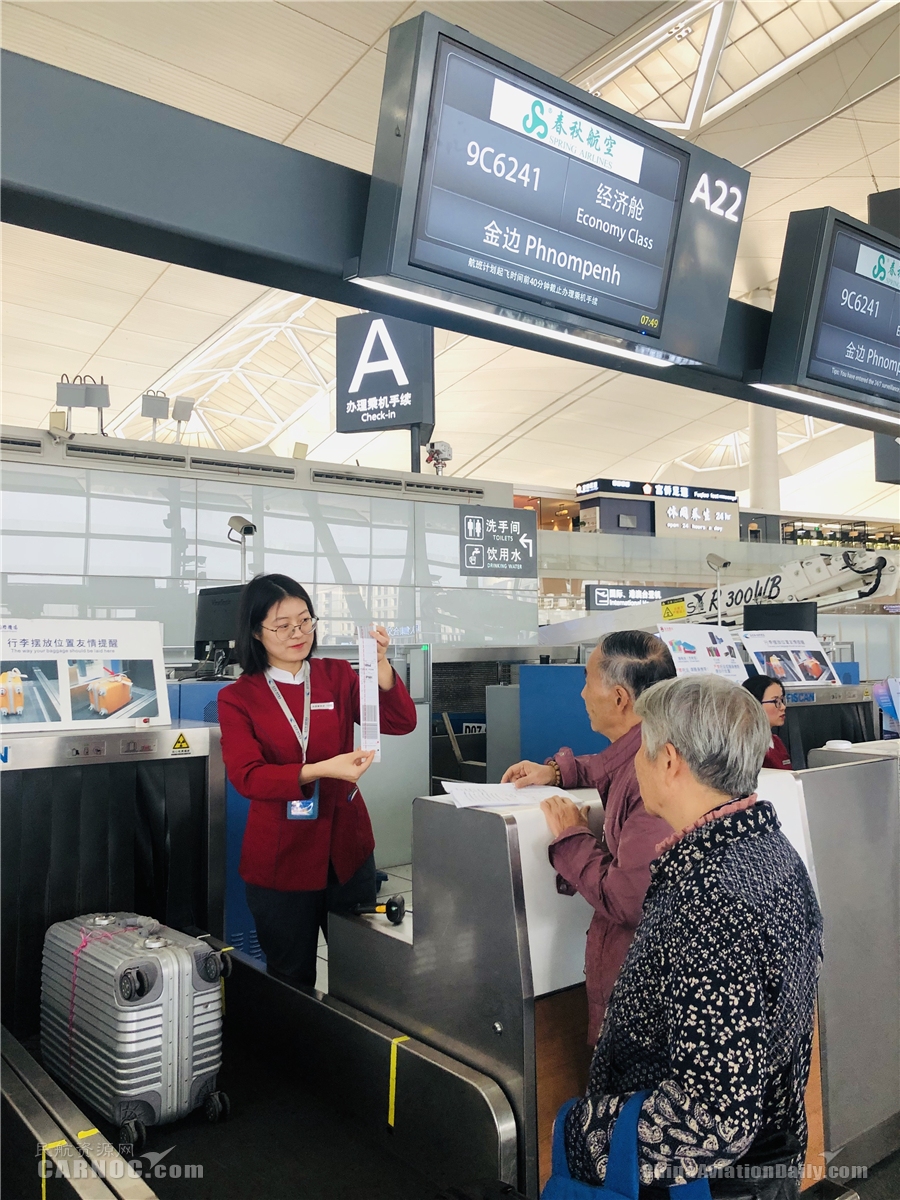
left=330, top=754, right=900, bottom=1197
left=329, top=790, right=598, bottom=1198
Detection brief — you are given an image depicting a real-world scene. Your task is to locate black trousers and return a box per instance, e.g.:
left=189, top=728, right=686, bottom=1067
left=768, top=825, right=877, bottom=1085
left=245, top=854, right=377, bottom=988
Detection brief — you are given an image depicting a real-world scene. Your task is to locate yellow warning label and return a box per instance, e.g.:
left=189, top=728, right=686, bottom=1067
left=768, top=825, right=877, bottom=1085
left=661, top=600, right=688, bottom=621
left=171, top=732, right=191, bottom=755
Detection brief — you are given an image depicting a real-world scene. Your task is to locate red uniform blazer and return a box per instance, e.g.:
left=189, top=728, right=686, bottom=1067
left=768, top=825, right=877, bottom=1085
left=763, top=732, right=791, bottom=770
left=218, top=658, right=417, bottom=891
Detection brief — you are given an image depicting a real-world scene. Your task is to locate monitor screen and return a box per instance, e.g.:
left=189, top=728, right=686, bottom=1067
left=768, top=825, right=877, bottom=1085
left=410, top=37, right=687, bottom=340
left=358, top=15, right=749, bottom=366
left=807, top=223, right=900, bottom=404
left=194, top=585, right=243, bottom=650
left=743, top=602, right=817, bottom=635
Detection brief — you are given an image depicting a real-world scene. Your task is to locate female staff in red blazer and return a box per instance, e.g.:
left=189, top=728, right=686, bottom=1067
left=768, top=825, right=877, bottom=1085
left=742, top=673, right=792, bottom=769
left=218, top=573, right=417, bottom=987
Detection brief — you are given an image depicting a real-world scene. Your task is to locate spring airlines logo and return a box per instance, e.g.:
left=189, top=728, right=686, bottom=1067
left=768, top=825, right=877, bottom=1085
left=489, top=79, right=644, bottom=184
left=856, top=242, right=900, bottom=292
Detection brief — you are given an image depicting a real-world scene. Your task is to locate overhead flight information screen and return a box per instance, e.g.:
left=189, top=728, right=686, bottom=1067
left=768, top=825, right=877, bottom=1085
left=410, top=37, right=688, bottom=340
left=807, top=224, right=900, bottom=403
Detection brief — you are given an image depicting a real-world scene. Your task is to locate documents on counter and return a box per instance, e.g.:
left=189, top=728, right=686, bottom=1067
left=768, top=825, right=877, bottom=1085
left=441, top=781, right=585, bottom=809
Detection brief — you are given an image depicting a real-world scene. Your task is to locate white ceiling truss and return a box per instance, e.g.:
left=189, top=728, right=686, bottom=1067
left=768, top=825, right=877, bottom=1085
left=571, top=0, right=895, bottom=138
left=675, top=412, right=839, bottom=471
left=108, top=290, right=342, bottom=455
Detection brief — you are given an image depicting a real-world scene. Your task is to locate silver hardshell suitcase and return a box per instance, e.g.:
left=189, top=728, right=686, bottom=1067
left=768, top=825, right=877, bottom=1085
left=41, top=912, right=229, bottom=1144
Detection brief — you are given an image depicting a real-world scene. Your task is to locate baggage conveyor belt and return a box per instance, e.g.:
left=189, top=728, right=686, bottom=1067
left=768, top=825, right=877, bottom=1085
left=2, top=955, right=517, bottom=1200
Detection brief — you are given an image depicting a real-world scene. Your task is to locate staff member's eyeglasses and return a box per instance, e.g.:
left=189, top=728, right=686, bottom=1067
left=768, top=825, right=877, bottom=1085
left=261, top=617, right=319, bottom=640
left=762, top=697, right=786, bottom=709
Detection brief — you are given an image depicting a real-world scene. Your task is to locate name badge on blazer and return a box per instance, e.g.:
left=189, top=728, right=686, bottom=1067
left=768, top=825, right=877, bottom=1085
left=287, top=781, right=319, bottom=820
left=310, top=702, right=334, bottom=710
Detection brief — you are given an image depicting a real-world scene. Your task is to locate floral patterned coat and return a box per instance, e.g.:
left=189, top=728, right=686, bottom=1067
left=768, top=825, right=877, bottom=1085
left=564, top=801, right=823, bottom=1191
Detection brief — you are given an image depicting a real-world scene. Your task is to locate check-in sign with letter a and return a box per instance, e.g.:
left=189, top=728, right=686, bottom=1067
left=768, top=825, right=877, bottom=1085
left=335, top=312, right=435, bottom=433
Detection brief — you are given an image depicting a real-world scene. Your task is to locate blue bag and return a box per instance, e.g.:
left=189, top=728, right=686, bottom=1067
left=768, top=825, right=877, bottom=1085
left=542, top=1091, right=712, bottom=1200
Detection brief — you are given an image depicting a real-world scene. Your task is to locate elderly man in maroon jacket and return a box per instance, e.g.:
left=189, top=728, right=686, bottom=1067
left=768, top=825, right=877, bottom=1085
left=502, top=630, right=676, bottom=1043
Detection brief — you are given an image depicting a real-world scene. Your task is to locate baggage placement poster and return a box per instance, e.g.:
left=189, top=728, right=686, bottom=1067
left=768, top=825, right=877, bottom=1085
left=657, top=624, right=748, bottom=683
left=739, top=630, right=839, bottom=686
left=0, top=620, right=170, bottom=731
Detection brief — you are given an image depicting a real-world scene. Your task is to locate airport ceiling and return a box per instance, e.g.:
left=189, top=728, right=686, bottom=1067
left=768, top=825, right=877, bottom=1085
left=2, top=0, right=899, bottom=513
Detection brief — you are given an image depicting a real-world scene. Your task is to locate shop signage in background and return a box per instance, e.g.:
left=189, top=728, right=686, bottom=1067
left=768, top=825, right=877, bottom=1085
left=335, top=312, right=435, bottom=434
left=459, top=506, right=538, bottom=577
left=740, top=630, right=840, bottom=686
left=653, top=494, right=739, bottom=540
left=575, top=477, right=737, bottom=503
left=585, top=584, right=684, bottom=611
left=0, top=620, right=170, bottom=734
left=657, top=623, right=747, bottom=683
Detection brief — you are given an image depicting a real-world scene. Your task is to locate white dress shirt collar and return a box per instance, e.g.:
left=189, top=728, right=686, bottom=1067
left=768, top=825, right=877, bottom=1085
left=266, top=664, right=306, bottom=686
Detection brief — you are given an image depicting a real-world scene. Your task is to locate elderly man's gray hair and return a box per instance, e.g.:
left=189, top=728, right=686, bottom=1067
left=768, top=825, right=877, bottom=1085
left=595, top=630, right=676, bottom=700
left=635, top=674, right=771, bottom=798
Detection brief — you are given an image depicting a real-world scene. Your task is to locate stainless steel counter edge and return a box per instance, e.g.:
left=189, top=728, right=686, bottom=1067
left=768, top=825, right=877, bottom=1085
left=0, top=721, right=213, bottom=770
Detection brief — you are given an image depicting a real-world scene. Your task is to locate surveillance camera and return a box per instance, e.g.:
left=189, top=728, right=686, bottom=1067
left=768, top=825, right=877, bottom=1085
left=706, top=553, right=731, bottom=571
left=427, top=441, right=453, bottom=460
left=228, top=515, right=257, bottom=537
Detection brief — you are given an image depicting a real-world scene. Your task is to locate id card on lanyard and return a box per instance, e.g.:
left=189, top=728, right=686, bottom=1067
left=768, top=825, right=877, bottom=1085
left=266, top=665, right=319, bottom=820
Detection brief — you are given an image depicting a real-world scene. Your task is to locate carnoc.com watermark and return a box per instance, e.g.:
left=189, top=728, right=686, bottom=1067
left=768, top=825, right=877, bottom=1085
left=37, top=1142, right=203, bottom=1181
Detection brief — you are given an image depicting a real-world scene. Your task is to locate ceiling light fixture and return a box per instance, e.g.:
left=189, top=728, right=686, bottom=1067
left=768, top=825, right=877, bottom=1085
left=352, top=277, right=674, bottom=369
left=750, top=383, right=900, bottom=429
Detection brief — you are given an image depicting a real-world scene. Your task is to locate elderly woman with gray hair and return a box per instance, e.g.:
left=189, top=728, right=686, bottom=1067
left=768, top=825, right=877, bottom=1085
left=562, top=675, right=822, bottom=1200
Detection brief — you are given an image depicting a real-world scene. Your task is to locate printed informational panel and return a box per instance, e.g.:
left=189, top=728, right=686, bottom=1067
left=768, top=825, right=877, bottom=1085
left=0, top=620, right=170, bottom=732
left=658, top=624, right=747, bottom=683
left=458, top=506, right=538, bottom=577
left=740, top=630, right=839, bottom=686
left=808, top=225, right=900, bottom=403
left=413, top=39, right=687, bottom=338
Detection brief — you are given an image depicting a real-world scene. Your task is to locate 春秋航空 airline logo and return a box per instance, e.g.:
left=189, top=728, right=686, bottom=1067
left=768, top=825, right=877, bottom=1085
left=856, top=243, right=900, bottom=293
left=489, top=79, right=644, bottom=184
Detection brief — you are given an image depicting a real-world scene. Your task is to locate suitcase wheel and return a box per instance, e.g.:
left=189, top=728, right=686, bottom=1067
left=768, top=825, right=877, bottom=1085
left=204, top=1091, right=230, bottom=1124
left=118, top=1119, right=147, bottom=1156
left=119, top=967, right=151, bottom=1001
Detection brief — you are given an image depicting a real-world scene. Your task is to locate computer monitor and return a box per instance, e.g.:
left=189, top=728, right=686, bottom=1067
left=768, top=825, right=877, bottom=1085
left=194, top=585, right=243, bottom=661
left=743, top=601, right=817, bottom=635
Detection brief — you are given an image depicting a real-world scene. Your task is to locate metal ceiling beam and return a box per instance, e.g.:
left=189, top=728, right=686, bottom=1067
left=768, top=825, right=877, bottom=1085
left=0, top=49, right=892, bottom=435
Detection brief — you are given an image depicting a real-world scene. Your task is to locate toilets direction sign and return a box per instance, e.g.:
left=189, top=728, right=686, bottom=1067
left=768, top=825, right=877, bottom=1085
left=459, top=506, right=538, bottom=577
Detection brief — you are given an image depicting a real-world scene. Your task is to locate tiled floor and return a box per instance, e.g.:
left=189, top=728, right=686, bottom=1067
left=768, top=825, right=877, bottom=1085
left=315, top=862, right=412, bottom=994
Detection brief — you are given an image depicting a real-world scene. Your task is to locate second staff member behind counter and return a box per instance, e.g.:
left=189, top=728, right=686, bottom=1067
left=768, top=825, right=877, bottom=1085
left=502, top=631, right=676, bottom=1042
left=218, top=573, right=417, bottom=989
left=742, top=673, right=792, bottom=770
